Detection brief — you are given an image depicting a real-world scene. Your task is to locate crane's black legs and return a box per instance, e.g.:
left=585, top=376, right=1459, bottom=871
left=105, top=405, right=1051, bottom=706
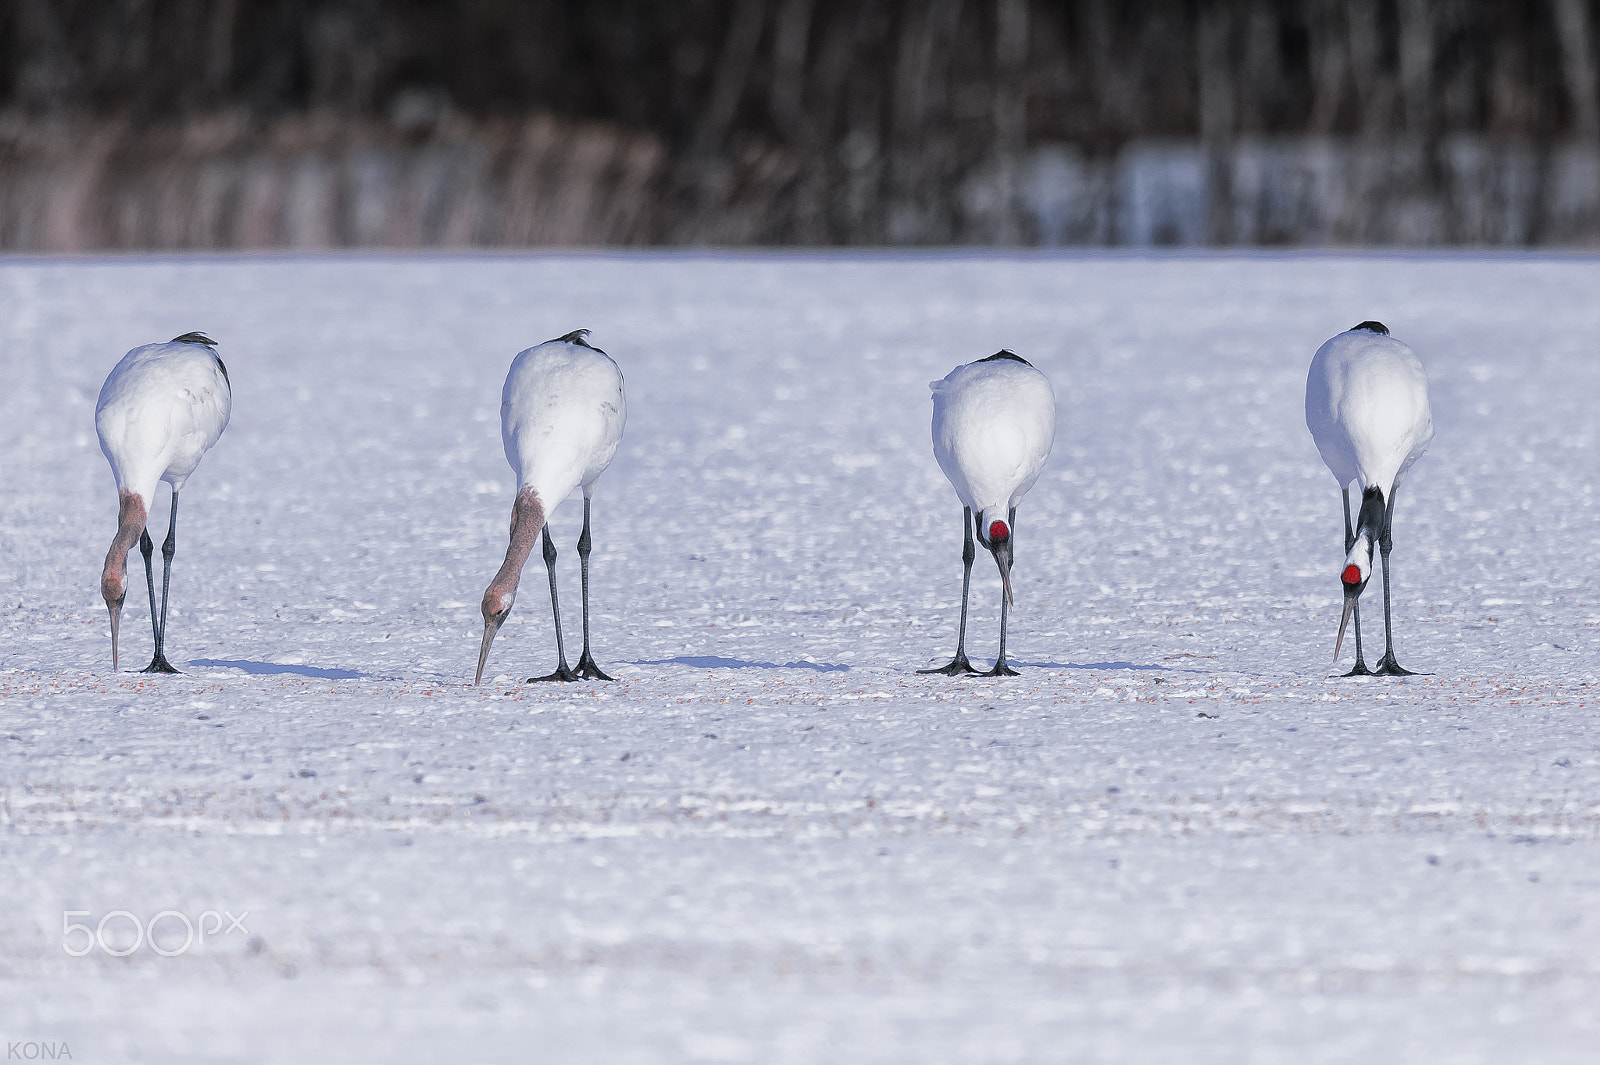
left=1372, top=489, right=1419, bottom=676
left=1339, top=486, right=1374, bottom=677
left=919, top=506, right=978, bottom=675
left=138, top=528, right=158, bottom=652
left=527, top=506, right=613, bottom=684
left=981, top=506, right=1021, bottom=677
left=571, top=497, right=613, bottom=680
left=140, top=492, right=180, bottom=674
left=529, top=526, right=577, bottom=682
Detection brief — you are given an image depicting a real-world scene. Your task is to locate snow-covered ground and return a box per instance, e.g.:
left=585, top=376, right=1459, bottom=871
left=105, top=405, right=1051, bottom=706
left=1, top=252, right=1598, bottom=1064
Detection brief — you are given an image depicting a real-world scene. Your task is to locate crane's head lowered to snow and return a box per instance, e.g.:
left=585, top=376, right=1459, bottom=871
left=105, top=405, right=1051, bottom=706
left=1332, top=487, right=1385, bottom=664
left=975, top=508, right=1015, bottom=607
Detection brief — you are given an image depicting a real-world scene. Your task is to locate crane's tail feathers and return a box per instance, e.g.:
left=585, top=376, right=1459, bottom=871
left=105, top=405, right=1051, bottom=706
left=550, top=329, right=605, bottom=353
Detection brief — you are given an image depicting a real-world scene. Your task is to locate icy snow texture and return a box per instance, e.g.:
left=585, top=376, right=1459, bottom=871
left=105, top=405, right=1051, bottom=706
left=1, top=253, right=1598, bottom=1064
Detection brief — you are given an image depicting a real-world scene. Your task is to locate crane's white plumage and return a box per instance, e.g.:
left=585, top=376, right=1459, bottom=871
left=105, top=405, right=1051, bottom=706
left=97, top=339, right=232, bottom=505
left=931, top=355, right=1056, bottom=540
left=96, top=332, right=232, bottom=672
left=1306, top=327, right=1433, bottom=500
left=1305, top=321, right=1432, bottom=675
left=922, top=351, right=1056, bottom=677
left=501, top=337, right=626, bottom=507
left=477, top=330, right=625, bottom=685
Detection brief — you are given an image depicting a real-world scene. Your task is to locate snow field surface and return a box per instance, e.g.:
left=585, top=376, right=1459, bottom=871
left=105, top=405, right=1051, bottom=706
left=1, top=252, right=1599, bottom=1063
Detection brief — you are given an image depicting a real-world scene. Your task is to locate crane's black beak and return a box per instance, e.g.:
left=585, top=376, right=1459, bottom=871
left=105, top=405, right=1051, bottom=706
left=106, top=594, right=124, bottom=673
left=988, top=539, right=1014, bottom=607
left=475, top=607, right=510, bottom=685
left=1333, top=572, right=1366, bottom=665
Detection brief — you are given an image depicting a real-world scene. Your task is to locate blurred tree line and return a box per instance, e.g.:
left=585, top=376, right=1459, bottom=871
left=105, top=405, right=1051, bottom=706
left=3, top=0, right=1600, bottom=247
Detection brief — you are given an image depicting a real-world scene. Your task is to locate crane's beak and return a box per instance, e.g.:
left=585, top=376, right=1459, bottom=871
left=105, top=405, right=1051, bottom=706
left=991, top=543, right=1014, bottom=607
left=475, top=611, right=507, bottom=685
left=107, top=595, right=124, bottom=673
left=1333, top=582, right=1360, bottom=665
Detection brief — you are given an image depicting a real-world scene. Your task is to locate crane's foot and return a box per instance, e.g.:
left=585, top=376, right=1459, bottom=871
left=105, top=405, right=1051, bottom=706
left=918, top=653, right=977, bottom=676
left=527, top=664, right=577, bottom=683
left=1339, top=660, right=1376, bottom=677
left=139, top=654, right=181, bottom=675
left=1372, top=655, right=1422, bottom=677
left=981, top=659, right=1021, bottom=678
left=572, top=653, right=614, bottom=681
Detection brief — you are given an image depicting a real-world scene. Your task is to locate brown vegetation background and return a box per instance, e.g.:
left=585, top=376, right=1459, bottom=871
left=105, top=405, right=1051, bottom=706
left=4, top=0, right=1600, bottom=248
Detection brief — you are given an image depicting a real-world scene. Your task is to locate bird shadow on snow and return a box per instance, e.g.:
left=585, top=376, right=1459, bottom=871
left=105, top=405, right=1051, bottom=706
left=635, top=655, right=850, bottom=673
left=189, top=659, right=368, bottom=680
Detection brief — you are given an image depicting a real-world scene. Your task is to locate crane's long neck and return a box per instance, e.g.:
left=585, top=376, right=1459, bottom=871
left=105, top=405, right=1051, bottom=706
left=1353, top=485, right=1386, bottom=549
left=1340, top=486, right=1387, bottom=590
left=484, top=487, right=545, bottom=614
left=476, top=487, right=545, bottom=684
left=101, top=490, right=147, bottom=672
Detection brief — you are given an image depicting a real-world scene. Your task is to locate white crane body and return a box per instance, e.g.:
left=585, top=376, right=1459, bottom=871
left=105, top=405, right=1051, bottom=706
left=1305, top=330, right=1432, bottom=497
left=97, top=341, right=232, bottom=506
left=501, top=341, right=626, bottom=509
left=931, top=356, right=1056, bottom=541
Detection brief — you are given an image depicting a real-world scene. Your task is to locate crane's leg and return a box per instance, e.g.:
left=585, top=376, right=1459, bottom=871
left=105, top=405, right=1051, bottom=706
left=141, top=492, right=181, bottom=674
left=529, top=525, right=577, bottom=682
left=1340, top=485, right=1374, bottom=677
left=1373, top=490, right=1420, bottom=676
left=919, top=507, right=978, bottom=675
left=138, top=527, right=159, bottom=654
left=983, top=506, right=1021, bottom=677
left=572, top=496, right=613, bottom=681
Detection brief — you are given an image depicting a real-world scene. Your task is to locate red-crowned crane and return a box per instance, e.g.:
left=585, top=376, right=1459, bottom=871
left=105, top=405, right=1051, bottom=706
left=1306, top=321, right=1434, bottom=676
left=920, top=350, right=1055, bottom=677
